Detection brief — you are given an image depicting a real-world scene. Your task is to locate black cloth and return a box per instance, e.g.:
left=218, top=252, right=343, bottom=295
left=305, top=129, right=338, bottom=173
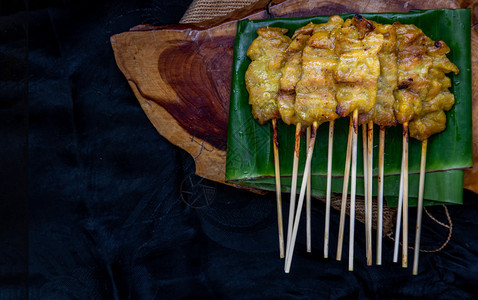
left=2, top=0, right=478, bottom=298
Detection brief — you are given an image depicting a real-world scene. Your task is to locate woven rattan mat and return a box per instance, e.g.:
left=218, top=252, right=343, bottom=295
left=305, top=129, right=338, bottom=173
left=179, top=0, right=398, bottom=235
left=180, top=0, right=259, bottom=23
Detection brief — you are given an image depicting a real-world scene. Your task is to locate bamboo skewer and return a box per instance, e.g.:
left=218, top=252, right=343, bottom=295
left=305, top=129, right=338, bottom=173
left=393, top=153, right=405, bottom=263
left=413, top=139, right=427, bottom=275
left=272, top=119, right=285, bottom=258
left=337, top=117, right=353, bottom=261
left=362, top=125, right=369, bottom=243
left=376, top=127, right=385, bottom=265
left=284, top=122, right=319, bottom=273
left=362, top=124, right=370, bottom=265
left=324, top=120, right=334, bottom=258
left=366, top=120, right=373, bottom=265
left=286, top=123, right=302, bottom=258
left=362, top=124, right=369, bottom=204
left=402, top=122, right=409, bottom=268
left=362, top=124, right=371, bottom=265
left=349, top=109, right=359, bottom=271
left=306, top=126, right=312, bottom=253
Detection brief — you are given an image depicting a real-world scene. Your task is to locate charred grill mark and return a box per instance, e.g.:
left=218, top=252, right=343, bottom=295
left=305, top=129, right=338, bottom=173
left=353, top=14, right=375, bottom=39
left=309, top=37, right=331, bottom=49
left=398, top=78, right=413, bottom=89
left=272, top=120, right=280, bottom=148
left=352, top=116, right=358, bottom=134
left=336, top=105, right=345, bottom=117
left=403, top=122, right=409, bottom=142
left=310, top=124, right=318, bottom=140
left=294, top=125, right=301, bottom=158
left=278, top=89, right=295, bottom=96
left=291, top=27, right=314, bottom=39
left=285, top=48, right=295, bottom=55
left=366, top=21, right=375, bottom=31
left=272, top=111, right=282, bottom=120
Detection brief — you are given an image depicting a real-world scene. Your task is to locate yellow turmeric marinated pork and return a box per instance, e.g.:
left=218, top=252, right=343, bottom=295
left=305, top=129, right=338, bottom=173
left=359, top=22, right=398, bottom=127
left=245, top=26, right=291, bottom=124
left=294, top=15, right=344, bottom=125
left=409, top=37, right=459, bottom=141
left=244, top=19, right=458, bottom=143
left=334, top=15, right=383, bottom=118
left=393, top=23, right=433, bottom=124
left=409, top=111, right=447, bottom=141
left=420, top=38, right=459, bottom=115
left=278, top=23, right=315, bottom=126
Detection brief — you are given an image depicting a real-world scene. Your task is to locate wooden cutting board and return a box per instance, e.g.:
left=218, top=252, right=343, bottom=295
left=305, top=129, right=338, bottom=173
left=110, top=0, right=478, bottom=194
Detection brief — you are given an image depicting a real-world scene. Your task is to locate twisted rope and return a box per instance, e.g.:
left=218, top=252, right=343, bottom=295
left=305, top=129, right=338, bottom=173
left=386, top=205, right=452, bottom=253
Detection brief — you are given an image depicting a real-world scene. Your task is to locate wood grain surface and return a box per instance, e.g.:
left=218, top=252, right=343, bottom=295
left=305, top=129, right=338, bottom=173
left=111, top=0, right=478, bottom=193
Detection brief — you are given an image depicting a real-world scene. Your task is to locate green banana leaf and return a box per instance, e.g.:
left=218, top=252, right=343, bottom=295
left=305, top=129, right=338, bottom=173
left=226, top=9, right=472, bottom=206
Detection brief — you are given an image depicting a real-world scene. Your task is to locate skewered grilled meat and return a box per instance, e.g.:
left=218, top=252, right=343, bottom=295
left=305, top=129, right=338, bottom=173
left=359, top=22, right=398, bottom=127
left=245, top=27, right=291, bottom=124
left=294, top=15, right=344, bottom=125
left=409, top=38, right=459, bottom=141
left=393, top=23, right=433, bottom=124
left=278, top=23, right=315, bottom=126
left=335, top=15, right=383, bottom=118
left=245, top=18, right=458, bottom=141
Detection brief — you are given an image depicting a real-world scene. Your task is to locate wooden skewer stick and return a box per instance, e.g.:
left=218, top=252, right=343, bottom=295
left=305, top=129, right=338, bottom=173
left=376, top=127, right=385, bottom=265
left=349, top=109, right=359, bottom=271
left=362, top=124, right=369, bottom=203
left=284, top=122, right=319, bottom=273
left=336, top=117, right=353, bottom=261
left=366, top=120, right=373, bottom=266
left=402, top=122, right=409, bottom=268
left=306, top=126, right=312, bottom=253
left=362, top=124, right=370, bottom=264
left=362, top=124, right=368, bottom=246
left=393, top=152, right=405, bottom=263
left=272, top=118, right=285, bottom=259
left=324, top=120, right=334, bottom=258
left=286, top=123, right=302, bottom=257
left=413, top=139, right=427, bottom=275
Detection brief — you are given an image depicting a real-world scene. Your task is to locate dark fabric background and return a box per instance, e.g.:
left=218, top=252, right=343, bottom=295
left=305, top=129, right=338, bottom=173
left=2, top=0, right=478, bottom=299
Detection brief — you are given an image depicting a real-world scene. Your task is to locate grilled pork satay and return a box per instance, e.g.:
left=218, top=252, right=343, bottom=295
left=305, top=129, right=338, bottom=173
left=245, top=26, right=291, bottom=258
left=285, top=15, right=344, bottom=273
left=278, top=23, right=314, bottom=127
left=287, top=19, right=342, bottom=258
left=359, top=22, right=398, bottom=127
left=409, top=38, right=459, bottom=141
left=282, top=21, right=344, bottom=258
left=294, top=15, right=344, bottom=126
left=393, top=23, right=433, bottom=124
left=392, top=22, right=434, bottom=268
left=410, top=37, right=458, bottom=275
left=277, top=23, right=314, bottom=258
left=335, top=15, right=383, bottom=118
left=334, top=15, right=383, bottom=270
left=246, top=26, right=291, bottom=124
left=375, top=23, right=398, bottom=265
left=357, top=22, right=398, bottom=265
